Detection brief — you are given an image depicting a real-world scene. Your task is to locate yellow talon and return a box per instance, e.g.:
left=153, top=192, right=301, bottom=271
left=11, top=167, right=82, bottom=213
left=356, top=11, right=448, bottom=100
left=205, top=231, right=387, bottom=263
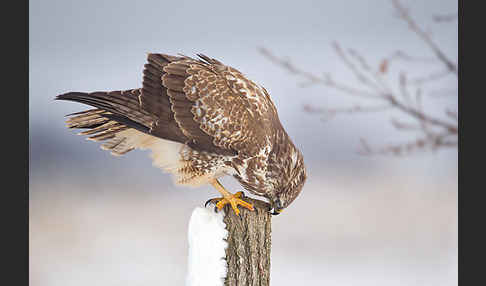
left=207, top=180, right=254, bottom=216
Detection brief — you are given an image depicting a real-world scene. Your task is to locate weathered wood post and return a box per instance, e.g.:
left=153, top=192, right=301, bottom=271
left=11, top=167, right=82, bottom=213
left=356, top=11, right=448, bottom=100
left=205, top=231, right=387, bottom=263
left=222, top=198, right=272, bottom=286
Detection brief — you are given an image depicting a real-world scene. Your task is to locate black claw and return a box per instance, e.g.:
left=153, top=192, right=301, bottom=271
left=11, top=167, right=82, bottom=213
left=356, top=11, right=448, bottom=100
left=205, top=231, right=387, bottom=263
left=204, top=199, right=213, bottom=208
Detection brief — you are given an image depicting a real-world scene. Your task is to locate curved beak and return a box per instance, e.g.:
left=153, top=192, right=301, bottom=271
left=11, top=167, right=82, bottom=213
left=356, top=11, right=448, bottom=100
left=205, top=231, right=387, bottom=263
left=271, top=209, right=283, bottom=215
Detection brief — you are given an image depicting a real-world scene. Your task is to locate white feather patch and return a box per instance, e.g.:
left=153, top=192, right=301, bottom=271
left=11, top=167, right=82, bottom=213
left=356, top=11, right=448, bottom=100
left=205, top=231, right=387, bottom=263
left=186, top=207, right=228, bottom=286
left=100, top=129, right=227, bottom=187
left=101, top=129, right=185, bottom=178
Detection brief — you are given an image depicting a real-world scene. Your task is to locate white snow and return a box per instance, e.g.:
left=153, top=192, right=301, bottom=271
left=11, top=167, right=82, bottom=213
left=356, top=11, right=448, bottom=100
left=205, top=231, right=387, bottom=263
left=186, top=207, right=228, bottom=286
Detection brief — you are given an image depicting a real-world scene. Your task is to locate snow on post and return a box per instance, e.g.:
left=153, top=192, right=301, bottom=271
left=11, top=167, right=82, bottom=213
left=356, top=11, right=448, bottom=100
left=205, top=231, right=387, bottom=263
left=186, top=207, right=228, bottom=286
left=186, top=198, right=272, bottom=286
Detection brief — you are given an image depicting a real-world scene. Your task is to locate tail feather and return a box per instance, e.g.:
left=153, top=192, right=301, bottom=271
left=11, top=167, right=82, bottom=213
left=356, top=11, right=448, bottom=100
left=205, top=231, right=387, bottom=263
left=65, top=109, right=107, bottom=129
left=56, top=89, right=158, bottom=156
left=55, top=89, right=156, bottom=133
left=78, top=121, right=121, bottom=136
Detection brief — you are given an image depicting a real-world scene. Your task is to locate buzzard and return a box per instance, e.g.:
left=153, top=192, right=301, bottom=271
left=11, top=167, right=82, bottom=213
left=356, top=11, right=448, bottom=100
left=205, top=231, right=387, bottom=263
left=56, top=53, right=306, bottom=215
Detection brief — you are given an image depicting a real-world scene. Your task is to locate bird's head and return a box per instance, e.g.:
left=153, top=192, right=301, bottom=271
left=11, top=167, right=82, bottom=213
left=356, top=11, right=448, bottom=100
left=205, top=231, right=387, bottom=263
left=270, top=148, right=307, bottom=215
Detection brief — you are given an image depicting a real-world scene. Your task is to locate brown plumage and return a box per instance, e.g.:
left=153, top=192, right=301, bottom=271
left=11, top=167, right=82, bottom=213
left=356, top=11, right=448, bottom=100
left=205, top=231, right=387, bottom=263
left=56, top=53, right=306, bottom=214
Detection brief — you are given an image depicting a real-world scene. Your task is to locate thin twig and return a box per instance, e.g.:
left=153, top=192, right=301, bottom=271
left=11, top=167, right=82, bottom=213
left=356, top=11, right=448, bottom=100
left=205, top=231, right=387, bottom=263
left=304, top=103, right=392, bottom=121
left=332, top=43, right=384, bottom=92
left=433, top=13, right=458, bottom=23
left=391, top=0, right=458, bottom=75
left=446, top=109, right=458, bottom=121
left=259, top=47, right=380, bottom=99
left=411, top=69, right=452, bottom=85
left=347, top=47, right=394, bottom=93
left=383, top=93, right=457, bottom=133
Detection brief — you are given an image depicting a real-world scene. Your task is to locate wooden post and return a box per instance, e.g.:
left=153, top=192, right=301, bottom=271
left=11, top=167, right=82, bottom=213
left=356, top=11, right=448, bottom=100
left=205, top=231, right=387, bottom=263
left=222, top=198, right=272, bottom=286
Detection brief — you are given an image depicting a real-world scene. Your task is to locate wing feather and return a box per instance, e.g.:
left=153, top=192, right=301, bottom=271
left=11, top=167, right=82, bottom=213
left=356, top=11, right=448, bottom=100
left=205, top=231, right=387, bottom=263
left=173, top=55, right=280, bottom=157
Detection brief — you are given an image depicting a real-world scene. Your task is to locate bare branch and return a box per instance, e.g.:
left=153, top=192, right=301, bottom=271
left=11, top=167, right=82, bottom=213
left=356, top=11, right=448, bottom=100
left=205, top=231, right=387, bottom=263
left=258, top=47, right=380, bottom=98
left=358, top=138, right=373, bottom=155
left=386, top=50, right=438, bottom=64
left=358, top=132, right=457, bottom=156
left=304, top=103, right=392, bottom=120
left=415, top=88, right=423, bottom=111
left=398, top=72, right=413, bottom=105
left=390, top=118, right=422, bottom=131
left=347, top=47, right=393, bottom=92
left=433, top=13, right=458, bottom=23
left=378, top=50, right=440, bottom=75
left=446, top=109, right=458, bottom=121
left=259, top=0, right=457, bottom=156
left=410, top=69, right=452, bottom=85
left=383, top=93, right=457, bottom=133
left=391, top=0, right=457, bottom=75
left=332, top=43, right=384, bottom=92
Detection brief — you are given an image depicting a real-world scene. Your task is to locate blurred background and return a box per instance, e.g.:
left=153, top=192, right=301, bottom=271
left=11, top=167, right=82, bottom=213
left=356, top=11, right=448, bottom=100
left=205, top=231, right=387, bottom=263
left=29, top=0, right=457, bottom=285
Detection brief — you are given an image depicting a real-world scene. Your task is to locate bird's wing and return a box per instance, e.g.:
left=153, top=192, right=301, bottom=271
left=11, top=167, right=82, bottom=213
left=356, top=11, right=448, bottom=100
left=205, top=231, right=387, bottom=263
left=57, top=53, right=281, bottom=159
left=154, top=53, right=281, bottom=157
left=139, top=54, right=234, bottom=156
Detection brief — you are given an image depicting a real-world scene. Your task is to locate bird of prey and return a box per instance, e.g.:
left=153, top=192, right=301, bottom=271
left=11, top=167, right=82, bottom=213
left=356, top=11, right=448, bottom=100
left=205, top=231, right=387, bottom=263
left=56, top=53, right=307, bottom=215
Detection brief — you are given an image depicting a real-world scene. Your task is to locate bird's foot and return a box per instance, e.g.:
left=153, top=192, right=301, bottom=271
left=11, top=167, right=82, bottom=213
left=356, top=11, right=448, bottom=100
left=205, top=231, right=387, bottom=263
left=205, top=191, right=254, bottom=216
